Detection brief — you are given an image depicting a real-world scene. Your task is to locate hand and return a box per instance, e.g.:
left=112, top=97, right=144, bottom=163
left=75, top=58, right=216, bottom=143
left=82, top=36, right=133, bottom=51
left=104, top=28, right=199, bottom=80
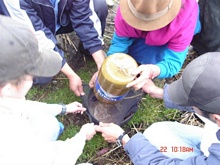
left=66, top=102, right=86, bottom=114
left=61, top=63, right=85, bottom=96
left=68, top=74, right=85, bottom=97
left=80, top=123, right=97, bottom=140
left=89, top=70, right=99, bottom=88
left=142, top=80, right=164, bottom=99
left=95, top=122, right=124, bottom=143
left=126, top=64, right=160, bottom=90
left=142, top=79, right=157, bottom=94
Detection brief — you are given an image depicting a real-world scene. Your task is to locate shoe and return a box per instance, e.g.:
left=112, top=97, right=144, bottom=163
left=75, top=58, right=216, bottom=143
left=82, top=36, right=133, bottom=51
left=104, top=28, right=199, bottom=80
left=106, top=0, right=114, bottom=7
left=78, top=41, right=91, bottom=56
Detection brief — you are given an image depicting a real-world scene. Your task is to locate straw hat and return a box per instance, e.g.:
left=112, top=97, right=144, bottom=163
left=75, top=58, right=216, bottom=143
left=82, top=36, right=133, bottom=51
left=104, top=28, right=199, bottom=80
left=120, top=0, right=182, bottom=31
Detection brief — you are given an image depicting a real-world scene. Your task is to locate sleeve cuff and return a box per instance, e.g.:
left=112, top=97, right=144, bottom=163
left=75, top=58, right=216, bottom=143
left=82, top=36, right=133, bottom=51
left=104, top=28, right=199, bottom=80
left=156, top=63, right=167, bottom=79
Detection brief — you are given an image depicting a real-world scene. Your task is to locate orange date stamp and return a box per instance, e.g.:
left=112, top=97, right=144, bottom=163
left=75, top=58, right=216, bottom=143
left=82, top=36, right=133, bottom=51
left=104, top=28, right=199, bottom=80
left=160, top=146, right=194, bottom=153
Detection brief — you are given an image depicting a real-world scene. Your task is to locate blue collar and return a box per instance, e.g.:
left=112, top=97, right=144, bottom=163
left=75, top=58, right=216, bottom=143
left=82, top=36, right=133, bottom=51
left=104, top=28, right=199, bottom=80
left=50, top=0, right=59, bottom=7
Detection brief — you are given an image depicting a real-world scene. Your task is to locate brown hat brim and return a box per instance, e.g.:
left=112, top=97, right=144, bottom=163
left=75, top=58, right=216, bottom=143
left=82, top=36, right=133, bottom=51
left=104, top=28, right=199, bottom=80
left=120, top=0, right=182, bottom=31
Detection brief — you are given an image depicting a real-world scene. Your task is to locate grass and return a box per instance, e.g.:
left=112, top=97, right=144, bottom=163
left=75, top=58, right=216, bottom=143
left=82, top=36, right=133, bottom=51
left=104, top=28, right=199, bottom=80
left=26, top=57, right=182, bottom=164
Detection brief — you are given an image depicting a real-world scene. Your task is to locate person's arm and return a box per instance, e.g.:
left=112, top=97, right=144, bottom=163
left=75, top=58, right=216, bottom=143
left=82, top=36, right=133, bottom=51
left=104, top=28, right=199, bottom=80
left=61, top=63, right=84, bottom=96
left=156, top=48, right=189, bottom=79
left=19, top=0, right=69, bottom=67
left=96, top=123, right=219, bottom=165
left=2, top=0, right=53, bottom=50
left=25, top=100, right=86, bottom=116
left=107, top=32, right=135, bottom=56
left=19, top=2, right=75, bottom=87
left=142, top=81, right=195, bottom=112
left=142, top=79, right=164, bottom=99
left=127, top=47, right=190, bottom=93
left=91, top=49, right=106, bottom=70
left=13, top=123, right=95, bottom=165
left=50, top=123, right=96, bottom=165
left=88, top=51, right=105, bottom=88
left=69, top=0, right=106, bottom=68
left=2, top=0, right=34, bottom=30
left=126, top=64, right=161, bottom=91
left=124, top=133, right=218, bottom=165
left=19, top=0, right=84, bottom=96
left=4, top=0, right=56, bottom=52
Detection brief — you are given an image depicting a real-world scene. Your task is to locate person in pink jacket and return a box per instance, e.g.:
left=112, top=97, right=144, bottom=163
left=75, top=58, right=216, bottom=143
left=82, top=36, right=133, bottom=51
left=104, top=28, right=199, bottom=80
left=106, top=0, right=201, bottom=91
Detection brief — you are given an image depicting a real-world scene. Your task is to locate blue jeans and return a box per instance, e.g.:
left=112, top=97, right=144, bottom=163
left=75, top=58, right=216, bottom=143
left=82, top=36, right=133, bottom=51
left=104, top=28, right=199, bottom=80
left=143, top=121, right=203, bottom=159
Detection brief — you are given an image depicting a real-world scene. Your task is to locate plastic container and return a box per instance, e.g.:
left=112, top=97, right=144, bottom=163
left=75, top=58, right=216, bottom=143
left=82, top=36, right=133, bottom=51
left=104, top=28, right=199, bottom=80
left=94, top=53, right=138, bottom=104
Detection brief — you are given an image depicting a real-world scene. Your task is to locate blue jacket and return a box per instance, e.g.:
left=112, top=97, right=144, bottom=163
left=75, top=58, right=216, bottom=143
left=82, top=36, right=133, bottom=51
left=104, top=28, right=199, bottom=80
left=123, top=84, right=220, bottom=164
left=0, top=0, right=9, bottom=15
left=0, top=0, right=105, bottom=66
left=125, top=132, right=220, bottom=165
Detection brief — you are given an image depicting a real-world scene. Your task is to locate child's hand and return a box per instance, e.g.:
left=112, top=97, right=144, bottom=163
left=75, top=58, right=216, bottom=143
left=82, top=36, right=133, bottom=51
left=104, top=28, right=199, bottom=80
left=142, top=79, right=164, bottom=99
left=66, top=102, right=86, bottom=114
left=126, top=64, right=160, bottom=90
left=142, top=79, right=157, bottom=94
left=80, top=123, right=97, bottom=140
left=95, top=122, right=124, bottom=143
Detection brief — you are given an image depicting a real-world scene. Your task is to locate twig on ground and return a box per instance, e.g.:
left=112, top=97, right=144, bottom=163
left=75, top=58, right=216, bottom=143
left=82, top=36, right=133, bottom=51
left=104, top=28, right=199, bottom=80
left=87, top=145, right=120, bottom=163
left=104, top=34, right=113, bottom=40
left=106, top=21, right=115, bottom=25
left=131, top=122, right=139, bottom=133
left=104, top=29, right=114, bottom=34
left=156, top=103, right=163, bottom=109
left=63, top=34, right=78, bottom=51
left=109, top=8, right=117, bottom=14
left=172, top=110, right=179, bottom=120
left=37, top=91, right=49, bottom=101
left=180, top=112, right=204, bottom=127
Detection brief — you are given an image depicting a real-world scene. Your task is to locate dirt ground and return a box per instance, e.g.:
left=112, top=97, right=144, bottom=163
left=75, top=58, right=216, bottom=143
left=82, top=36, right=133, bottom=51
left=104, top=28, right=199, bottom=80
left=57, top=1, right=203, bottom=164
